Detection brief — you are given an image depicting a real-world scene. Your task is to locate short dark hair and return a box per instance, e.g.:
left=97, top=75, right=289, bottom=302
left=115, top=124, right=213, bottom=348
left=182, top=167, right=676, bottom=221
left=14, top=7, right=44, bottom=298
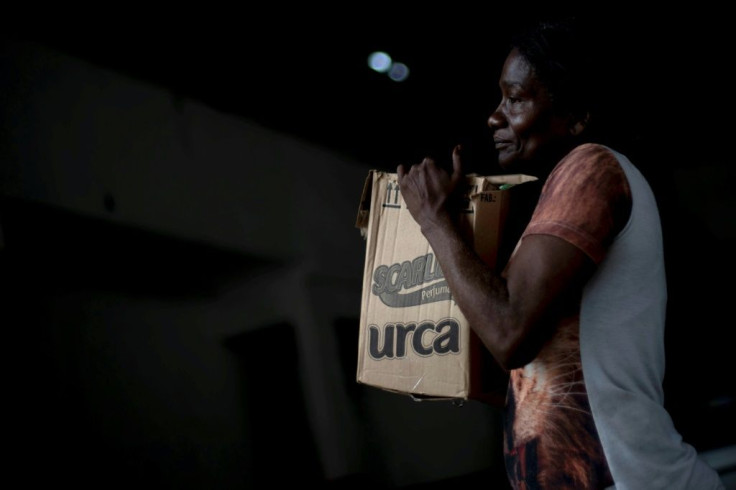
left=510, top=18, right=599, bottom=124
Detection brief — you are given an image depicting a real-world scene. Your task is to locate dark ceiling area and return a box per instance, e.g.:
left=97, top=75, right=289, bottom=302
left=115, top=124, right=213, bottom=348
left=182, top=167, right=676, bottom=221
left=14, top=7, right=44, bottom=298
left=35, top=11, right=734, bottom=174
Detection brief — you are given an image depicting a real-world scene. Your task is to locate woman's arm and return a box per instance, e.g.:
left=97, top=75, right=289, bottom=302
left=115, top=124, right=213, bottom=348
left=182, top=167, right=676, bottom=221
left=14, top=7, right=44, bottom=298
left=397, top=146, right=594, bottom=370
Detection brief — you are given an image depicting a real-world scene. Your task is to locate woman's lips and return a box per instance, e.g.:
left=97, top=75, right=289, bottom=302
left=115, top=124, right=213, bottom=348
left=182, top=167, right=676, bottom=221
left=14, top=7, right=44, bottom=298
left=494, top=139, right=512, bottom=150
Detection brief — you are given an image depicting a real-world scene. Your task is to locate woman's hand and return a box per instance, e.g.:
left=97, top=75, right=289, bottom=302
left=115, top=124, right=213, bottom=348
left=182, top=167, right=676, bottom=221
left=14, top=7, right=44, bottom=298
left=396, top=145, right=465, bottom=234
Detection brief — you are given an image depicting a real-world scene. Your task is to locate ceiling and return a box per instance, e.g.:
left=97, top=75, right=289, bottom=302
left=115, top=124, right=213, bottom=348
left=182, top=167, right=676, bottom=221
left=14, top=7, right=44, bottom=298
left=37, top=10, right=733, bottom=174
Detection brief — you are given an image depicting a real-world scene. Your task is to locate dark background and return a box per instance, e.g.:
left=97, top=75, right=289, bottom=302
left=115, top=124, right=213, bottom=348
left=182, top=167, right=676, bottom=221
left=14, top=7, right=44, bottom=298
left=35, top=11, right=735, bottom=169
left=3, top=7, right=735, bottom=488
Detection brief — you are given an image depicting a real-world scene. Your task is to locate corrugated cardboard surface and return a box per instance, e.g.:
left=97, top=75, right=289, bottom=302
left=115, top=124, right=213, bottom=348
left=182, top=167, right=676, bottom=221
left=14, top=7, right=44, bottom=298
left=355, top=171, right=537, bottom=400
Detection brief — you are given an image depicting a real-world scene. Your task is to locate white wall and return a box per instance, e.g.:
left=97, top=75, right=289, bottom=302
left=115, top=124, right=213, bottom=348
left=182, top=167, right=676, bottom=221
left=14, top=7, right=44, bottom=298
left=1, top=42, right=369, bottom=268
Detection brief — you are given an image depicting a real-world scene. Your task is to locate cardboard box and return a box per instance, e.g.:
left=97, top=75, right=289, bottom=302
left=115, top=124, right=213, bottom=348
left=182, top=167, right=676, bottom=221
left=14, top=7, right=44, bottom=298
left=355, top=170, right=538, bottom=401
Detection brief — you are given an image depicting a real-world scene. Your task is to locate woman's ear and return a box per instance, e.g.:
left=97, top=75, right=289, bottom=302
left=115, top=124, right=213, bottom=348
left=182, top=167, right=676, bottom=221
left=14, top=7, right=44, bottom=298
left=570, top=112, right=591, bottom=136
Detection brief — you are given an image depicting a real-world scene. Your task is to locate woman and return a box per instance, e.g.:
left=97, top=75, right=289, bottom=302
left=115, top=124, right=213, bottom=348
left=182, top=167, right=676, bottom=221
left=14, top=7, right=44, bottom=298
left=397, top=19, right=724, bottom=489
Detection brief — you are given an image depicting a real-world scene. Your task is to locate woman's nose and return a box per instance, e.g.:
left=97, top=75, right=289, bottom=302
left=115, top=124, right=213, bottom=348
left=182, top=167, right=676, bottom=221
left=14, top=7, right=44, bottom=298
left=487, top=104, right=505, bottom=130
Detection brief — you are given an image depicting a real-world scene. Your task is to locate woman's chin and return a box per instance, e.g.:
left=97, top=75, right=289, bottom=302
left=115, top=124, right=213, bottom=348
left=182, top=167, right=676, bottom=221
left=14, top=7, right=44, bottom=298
left=497, top=157, right=517, bottom=172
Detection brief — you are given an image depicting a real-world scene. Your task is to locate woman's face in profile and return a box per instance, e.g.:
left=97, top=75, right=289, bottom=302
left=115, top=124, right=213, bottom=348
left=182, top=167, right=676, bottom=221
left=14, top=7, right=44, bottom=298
left=488, top=48, right=573, bottom=170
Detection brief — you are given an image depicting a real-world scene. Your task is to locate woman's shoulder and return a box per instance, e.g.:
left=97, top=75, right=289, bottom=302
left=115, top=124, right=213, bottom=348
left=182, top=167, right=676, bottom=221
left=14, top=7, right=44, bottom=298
left=552, top=143, right=625, bottom=181
left=565, top=142, right=620, bottom=162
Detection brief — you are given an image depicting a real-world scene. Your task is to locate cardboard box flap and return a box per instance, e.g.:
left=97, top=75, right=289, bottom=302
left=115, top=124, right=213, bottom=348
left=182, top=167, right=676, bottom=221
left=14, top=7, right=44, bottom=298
left=355, top=170, right=378, bottom=236
left=482, top=174, right=538, bottom=186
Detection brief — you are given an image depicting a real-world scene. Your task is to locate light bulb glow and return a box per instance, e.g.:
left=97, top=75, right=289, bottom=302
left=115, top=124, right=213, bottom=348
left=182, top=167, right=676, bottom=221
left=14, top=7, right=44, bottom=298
left=388, top=62, right=409, bottom=82
left=368, top=51, right=392, bottom=73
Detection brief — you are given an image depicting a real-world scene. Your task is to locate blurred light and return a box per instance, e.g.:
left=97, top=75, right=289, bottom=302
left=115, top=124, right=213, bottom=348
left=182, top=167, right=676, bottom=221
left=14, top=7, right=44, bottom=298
left=388, top=62, right=409, bottom=82
left=368, top=51, right=392, bottom=73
